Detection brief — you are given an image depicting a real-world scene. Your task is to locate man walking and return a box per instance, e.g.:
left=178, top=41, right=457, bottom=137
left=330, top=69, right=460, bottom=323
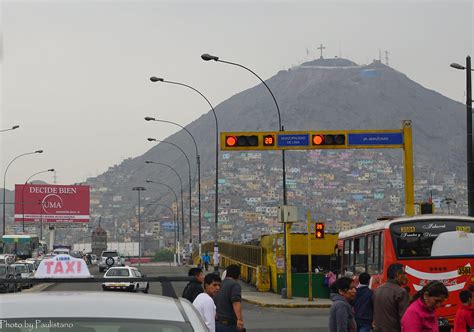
left=354, top=272, right=373, bottom=332
left=202, top=251, right=211, bottom=271
left=373, top=263, right=409, bottom=332
left=216, top=264, right=245, bottom=332
left=182, top=267, right=204, bottom=303
left=193, top=273, right=222, bottom=332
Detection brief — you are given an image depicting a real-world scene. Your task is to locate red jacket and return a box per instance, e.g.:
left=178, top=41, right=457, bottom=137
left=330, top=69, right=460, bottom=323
left=454, top=305, right=474, bottom=332
left=401, top=298, right=438, bottom=332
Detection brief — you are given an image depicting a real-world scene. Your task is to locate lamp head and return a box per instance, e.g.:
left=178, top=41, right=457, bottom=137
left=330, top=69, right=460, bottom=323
left=147, top=138, right=157, bottom=142
left=48, top=169, right=55, bottom=172
left=145, top=180, right=153, bottom=183
left=144, top=117, right=156, bottom=121
left=35, top=150, right=44, bottom=154
left=12, top=125, right=19, bottom=130
left=201, top=53, right=219, bottom=61
left=150, top=76, right=164, bottom=82
left=450, top=63, right=466, bottom=70
left=145, top=160, right=152, bottom=164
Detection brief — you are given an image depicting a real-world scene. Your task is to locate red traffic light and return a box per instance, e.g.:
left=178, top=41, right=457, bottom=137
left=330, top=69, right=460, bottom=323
left=311, top=134, right=346, bottom=146
left=226, top=136, right=237, bottom=147
left=312, top=135, right=324, bottom=145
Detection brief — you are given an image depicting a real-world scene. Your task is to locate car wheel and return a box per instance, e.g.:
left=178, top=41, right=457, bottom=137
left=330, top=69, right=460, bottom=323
left=143, top=283, right=149, bottom=294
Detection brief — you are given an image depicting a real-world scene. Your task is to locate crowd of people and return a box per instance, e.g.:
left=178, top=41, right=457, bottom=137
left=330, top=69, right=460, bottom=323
left=182, top=264, right=245, bottom=332
left=328, top=263, right=474, bottom=332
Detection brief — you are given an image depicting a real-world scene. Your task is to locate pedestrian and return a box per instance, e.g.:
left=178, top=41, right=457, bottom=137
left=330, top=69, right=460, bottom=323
left=401, top=280, right=448, bottom=332
left=328, top=276, right=357, bottom=332
left=193, top=273, right=222, bottom=332
left=182, top=267, right=204, bottom=303
left=454, top=290, right=474, bottom=331
left=202, top=251, right=211, bottom=271
left=354, top=272, right=373, bottom=332
left=216, top=264, right=244, bottom=332
left=373, top=263, right=409, bottom=332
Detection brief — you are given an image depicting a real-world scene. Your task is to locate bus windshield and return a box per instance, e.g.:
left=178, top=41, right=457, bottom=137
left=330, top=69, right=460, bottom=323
left=391, top=219, right=474, bottom=258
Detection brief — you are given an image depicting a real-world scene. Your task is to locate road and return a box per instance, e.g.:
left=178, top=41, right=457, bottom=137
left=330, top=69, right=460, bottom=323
left=40, top=264, right=330, bottom=331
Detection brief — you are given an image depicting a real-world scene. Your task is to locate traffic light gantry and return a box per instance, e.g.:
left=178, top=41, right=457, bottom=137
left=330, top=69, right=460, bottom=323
left=221, top=131, right=348, bottom=151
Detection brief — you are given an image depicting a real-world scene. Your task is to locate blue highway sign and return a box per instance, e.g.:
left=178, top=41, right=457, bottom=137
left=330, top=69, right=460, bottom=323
left=278, top=134, right=310, bottom=147
left=348, top=132, right=403, bottom=146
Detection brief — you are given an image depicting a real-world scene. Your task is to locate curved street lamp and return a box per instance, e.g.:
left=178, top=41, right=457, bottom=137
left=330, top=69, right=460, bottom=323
left=146, top=202, right=178, bottom=265
left=450, top=56, right=474, bottom=216
left=147, top=137, right=192, bottom=249
left=149, top=76, right=220, bottom=272
left=22, top=168, right=55, bottom=232
left=132, top=186, right=146, bottom=266
left=145, top=117, right=202, bottom=257
left=146, top=179, right=182, bottom=263
left=145, top=160, right=185, bottom=240
left=0, top=125, right=20, bottom=133
left=201, top=53, right=292, bottom=295
left=2, top=150, right=43, bottom=235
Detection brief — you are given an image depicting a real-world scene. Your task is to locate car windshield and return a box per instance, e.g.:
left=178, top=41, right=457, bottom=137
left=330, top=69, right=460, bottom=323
left=0, top=318, right=193, bottom=332
left=106, top=269, right=130, bottom=277
left=391, top=219, right=474, bottom=258
left=14, top=265, right=29, bottom=273
left=102, top=252, right=118, bottom=258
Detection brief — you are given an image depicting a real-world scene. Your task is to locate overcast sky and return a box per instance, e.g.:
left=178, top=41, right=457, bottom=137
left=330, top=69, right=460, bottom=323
left=1, top=0, right=472, bottom=190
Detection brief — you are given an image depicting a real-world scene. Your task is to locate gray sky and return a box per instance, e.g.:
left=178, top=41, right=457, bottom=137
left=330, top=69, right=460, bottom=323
left=1, top=0, right=473, bottom=189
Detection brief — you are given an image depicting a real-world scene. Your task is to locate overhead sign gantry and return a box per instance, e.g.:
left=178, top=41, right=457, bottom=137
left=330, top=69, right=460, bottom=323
left=221, top=120, right=414, bottom=215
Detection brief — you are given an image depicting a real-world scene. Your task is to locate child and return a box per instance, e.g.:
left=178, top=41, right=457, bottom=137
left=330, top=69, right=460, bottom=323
left=454, top=290, right=474, bottom=332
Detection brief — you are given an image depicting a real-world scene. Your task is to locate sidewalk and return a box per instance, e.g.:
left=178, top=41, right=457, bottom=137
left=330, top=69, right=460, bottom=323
left=239, top=281, right=331, bottom=308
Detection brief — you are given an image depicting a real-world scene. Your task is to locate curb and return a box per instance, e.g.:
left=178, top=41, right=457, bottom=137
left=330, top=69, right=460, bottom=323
left=23, top=283, right=53, bottom=293
left=242, top=297, right=331, bottom=308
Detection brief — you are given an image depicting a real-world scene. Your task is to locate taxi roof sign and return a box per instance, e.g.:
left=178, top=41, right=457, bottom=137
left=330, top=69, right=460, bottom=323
left=35, top=254, right=92, bottom=279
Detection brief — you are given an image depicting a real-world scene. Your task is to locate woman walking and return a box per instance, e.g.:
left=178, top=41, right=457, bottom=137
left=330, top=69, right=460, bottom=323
left=401, top=281, right=448, bottom=332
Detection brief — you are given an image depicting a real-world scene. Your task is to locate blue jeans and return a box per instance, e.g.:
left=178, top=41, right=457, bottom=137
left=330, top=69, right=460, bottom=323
left=215, top=322, right=238, bottom=332
left=357, top=324, right=372, bottom=332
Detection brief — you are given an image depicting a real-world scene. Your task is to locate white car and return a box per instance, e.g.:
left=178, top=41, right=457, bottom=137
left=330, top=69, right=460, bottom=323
left=102, top=266, right=149, bottom=293
left=99, top=250, right=126, bottom=272
left=11, top=262, right=34, bottom=289
left=1, top=292, right=208, bottom=331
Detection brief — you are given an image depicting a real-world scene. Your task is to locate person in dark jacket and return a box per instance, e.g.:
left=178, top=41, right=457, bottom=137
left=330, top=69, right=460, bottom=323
left=329, top=276, right=357, bottom=332
left=354, top=272, right=373, bottom=332
left=182, top=267, right=204, bottom=302
left=373, top=263, right=409, bottom=332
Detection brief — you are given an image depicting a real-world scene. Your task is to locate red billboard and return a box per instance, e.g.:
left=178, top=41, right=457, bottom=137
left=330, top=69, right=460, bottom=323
left=14, top=184, right=90, bottom=223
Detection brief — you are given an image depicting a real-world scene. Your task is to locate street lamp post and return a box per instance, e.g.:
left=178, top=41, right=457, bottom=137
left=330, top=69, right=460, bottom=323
left=0, top=125, right=20, bottom=133
left=147, top=138, right=192, bottom=250
left=145, top=161, right=185, bottom=242
left=22, top=168, right=55, bottom=232
left=201, top=53, right=290, bottom=296
left=149, top=76, right=220, bottom=272
left=145, top=117, right=203, bottom=262
left=146, top=180, right=181, bottom=264
left=146, top=202, right=178, bottom=265
left=2, top=150, right=43, bottom=235
left=132, top=186, right=146, bottom=266
left=451, top=56, right=473, bottom=216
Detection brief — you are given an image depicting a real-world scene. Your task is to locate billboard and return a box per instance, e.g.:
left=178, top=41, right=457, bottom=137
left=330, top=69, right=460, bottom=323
left=14, top=184, right=90, bottom=223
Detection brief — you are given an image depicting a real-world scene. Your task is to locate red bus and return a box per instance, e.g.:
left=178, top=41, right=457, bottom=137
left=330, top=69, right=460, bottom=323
left=339, top=215, right=474, bottom=324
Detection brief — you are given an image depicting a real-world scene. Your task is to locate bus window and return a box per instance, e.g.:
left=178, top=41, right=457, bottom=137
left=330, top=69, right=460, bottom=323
left=354, top=236, right=366, bottom=274
left=367, top=233, right=381, bottom=274
left=343, top=239, right=352, bottom=272
left=391, top=220, right=474, bottom=258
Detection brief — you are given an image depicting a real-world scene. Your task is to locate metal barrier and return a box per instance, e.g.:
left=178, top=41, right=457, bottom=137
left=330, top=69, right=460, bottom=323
left=196, top=241, right=262, bottom=267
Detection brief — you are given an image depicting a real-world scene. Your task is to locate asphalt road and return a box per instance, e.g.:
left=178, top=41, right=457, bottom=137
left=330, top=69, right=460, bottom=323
left=40, top=264, right=330, bottom=331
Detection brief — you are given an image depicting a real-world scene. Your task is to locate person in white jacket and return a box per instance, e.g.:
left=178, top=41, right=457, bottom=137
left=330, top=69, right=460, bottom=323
left=193, top=273, right=222, bottom=331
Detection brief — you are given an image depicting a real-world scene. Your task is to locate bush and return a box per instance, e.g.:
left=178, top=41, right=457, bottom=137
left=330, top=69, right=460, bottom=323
left=153, top=249, right=174, bottom=262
